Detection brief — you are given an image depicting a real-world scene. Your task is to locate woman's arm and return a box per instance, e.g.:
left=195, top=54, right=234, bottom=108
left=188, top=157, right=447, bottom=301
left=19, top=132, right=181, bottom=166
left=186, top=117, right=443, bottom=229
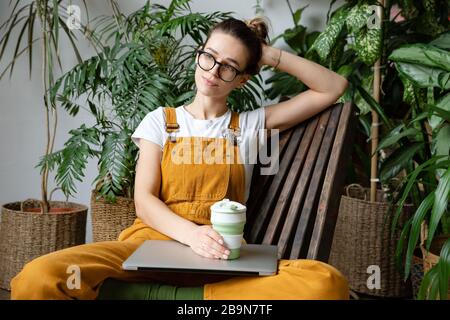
left=261, top=45, right=349, bottom=132
left=134, top=139, right=230, bottom=259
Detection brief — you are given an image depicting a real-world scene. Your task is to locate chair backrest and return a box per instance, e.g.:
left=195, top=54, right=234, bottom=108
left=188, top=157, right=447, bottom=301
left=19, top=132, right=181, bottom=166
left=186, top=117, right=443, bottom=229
left=244, top=101, right=355, bottom=263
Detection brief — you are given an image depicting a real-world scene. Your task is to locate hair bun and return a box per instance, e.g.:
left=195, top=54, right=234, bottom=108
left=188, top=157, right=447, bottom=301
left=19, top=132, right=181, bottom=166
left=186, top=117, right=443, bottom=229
left=245, top=17, right=269, bottom=44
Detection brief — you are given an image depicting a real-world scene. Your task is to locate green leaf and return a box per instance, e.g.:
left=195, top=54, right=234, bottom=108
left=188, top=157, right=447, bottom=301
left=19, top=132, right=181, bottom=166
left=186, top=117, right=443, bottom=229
left=293, top=5, right=309, bottom=26
left=394, top=62, right=450, bottom=90
left=418, top=264, right=439, bottom=299
left=356, top=84, right=394, bottom=129
left=354, top=27, right=382, bottom=65
left=283, top=25, right=306, bottom=53
left=405, top=192, right=435, bottom=280
left=430, top=32, right=450, bottom=50
left=377, top=127, right=420, bottom=151
left=427, top=167, right=450, bottom=250
left=55, top=125, right=99, bottom=197
left=389, top=44, right=450, bottom=72
left=433, top=124, right=450, bottom=160
left=346, top=4, right=373, bottom=33
left=311, top=7, right=348, bottom=62
left=391, top=157, right=445, bottom=237
left=394, top=217, right=412, bottom=274
left=437, top=239, right=450, bottom=299
left=429, top=93, right=450, bottom=131
left=379, top=143, right=424, bottom=182
left=431, top=105, right=450, bottom=122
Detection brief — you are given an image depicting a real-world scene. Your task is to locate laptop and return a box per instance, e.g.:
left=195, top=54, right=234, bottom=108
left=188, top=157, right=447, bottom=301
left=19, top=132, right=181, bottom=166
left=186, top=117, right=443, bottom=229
left=122, top=240, right=278, bottom=276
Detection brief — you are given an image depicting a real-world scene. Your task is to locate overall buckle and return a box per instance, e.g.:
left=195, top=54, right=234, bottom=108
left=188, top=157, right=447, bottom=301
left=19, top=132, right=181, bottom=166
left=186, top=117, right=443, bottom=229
left=222, top=128, right=241, bottom=146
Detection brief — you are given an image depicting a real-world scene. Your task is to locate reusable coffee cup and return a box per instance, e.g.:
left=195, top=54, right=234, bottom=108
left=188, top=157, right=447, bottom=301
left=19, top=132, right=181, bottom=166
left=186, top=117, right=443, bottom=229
left=210, top=198, right=246, bottom=259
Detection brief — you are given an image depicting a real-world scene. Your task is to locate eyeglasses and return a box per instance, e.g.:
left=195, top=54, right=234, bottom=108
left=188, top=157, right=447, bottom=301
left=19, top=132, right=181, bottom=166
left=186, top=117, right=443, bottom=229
left=196, top=49, right=243, bottom=82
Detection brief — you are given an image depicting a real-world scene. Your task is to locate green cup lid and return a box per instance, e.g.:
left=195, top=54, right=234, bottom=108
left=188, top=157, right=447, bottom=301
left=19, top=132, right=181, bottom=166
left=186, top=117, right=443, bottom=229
left=210, top=198, right=246, bottom=213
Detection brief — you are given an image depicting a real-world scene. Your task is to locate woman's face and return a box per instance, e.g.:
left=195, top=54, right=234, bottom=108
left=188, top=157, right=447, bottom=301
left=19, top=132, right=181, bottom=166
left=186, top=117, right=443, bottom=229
left=194, top=32, right=250, bottom=99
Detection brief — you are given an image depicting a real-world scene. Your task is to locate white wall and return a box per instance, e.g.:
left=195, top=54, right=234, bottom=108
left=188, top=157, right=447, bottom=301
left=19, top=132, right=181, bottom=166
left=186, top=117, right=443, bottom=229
left=0, top=0, right=343, bottom=243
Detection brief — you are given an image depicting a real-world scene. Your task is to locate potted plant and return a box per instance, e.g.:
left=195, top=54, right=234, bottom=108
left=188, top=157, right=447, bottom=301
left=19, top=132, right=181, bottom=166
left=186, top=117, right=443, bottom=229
left=42, top=0, right=265, bottom=242
left=0, top=0, right=98, bottom=289
left=265, top=0, right=448, bottom=298
left=381, top=37, right=450, bottom=299
left=263, top=0, right=413, bottom=298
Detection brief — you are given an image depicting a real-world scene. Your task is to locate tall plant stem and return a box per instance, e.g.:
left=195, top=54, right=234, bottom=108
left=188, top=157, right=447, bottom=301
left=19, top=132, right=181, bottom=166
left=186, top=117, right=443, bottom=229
left=38, top=0, right=50, bottom=213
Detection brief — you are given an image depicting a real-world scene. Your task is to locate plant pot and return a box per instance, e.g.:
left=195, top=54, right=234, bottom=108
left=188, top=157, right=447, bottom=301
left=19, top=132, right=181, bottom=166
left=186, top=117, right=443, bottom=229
left=329, top=184, right=413, bottom=298
left=90, top=191, right=137, bottom=242
left=0, top=200, right=87, bottom=290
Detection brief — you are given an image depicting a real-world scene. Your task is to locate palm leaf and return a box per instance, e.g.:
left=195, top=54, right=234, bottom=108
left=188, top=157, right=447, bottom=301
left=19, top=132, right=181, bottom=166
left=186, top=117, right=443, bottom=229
left=404, top=192, right=435, bottom=279
left=427, top=167, right=450, bottom=249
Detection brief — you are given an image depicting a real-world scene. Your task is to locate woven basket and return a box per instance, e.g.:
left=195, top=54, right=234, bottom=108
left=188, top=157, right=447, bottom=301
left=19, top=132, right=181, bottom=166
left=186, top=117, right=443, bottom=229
left=329, top=184, right=413, bottom=298
left=0, top=200, right=87, bottom=290
left=90, top=191, right=137, bottom=242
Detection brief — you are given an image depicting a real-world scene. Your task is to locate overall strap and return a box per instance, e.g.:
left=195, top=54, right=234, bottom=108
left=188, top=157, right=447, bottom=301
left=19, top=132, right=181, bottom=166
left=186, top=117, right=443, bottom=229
left=163, top=107, right=179, bottom=141
left=228, top=111, right=240, bottom=133
left=225, top=111, right=241, bottom=145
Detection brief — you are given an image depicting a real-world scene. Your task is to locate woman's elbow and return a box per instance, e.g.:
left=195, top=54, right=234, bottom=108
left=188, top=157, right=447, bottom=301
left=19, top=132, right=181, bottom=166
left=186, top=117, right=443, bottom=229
left=337, top=77, right=349, bottom=97
left=134, top=192, right=155, bottom=219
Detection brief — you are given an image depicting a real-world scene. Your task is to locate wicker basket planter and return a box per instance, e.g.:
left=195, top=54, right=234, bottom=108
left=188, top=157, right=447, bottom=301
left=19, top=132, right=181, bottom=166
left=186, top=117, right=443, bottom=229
left=90, top=191, right=137, bottom=242
left=329, top=184, right=413, bottom=298
left=0, top=200, right=87, bottom=290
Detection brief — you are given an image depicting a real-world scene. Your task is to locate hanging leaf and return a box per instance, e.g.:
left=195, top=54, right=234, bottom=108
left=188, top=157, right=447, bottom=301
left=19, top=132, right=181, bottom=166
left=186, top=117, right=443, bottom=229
left=354, top=74, right=373, bottom=115
left=404, top=192, right=435, bottom=280
left=283, top=25, right=307, bottom=53
left=401, top=77, right=417, bottom=106
left=377, top=127, right=421, bottom=151
left=346, top=4, right=374, bottom=34
left=427, top=167, right=450, bottom=250
left=354, top=27, right=382, bottom=65
left=311, top=7, right=349, bottom=62
left=379, top=142, right=425, bottom=182
left=429, top=93, right=450, bottom=131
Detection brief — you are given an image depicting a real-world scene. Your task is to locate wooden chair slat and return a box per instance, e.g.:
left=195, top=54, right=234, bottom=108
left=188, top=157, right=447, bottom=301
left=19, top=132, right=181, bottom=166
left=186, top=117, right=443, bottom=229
left=246, top=126, right=305, bottom=243
left=307, top=101, right=355, bottom=261
left=245, top=129, right=293, bottom=225
left=244, top=102, right=354, bottom=263
left=289, top=105, right=342, bottom=259
left=262, top=119, right=318, bottom=245
left=277, top=110, right=331, bottom=259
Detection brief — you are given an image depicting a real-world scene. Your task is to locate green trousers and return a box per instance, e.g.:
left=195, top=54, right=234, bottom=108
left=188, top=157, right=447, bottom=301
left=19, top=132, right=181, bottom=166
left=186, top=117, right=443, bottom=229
left=97, top=278, right=203, bottom=300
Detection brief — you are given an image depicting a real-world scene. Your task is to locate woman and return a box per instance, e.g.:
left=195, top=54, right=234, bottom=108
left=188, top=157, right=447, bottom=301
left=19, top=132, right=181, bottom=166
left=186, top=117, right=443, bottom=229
left=11, top=17, right=349, bottom=300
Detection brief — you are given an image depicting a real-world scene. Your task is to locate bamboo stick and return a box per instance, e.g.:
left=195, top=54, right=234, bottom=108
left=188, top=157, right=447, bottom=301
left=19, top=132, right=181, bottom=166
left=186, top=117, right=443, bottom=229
left=371, top=1, right=385, bottom=202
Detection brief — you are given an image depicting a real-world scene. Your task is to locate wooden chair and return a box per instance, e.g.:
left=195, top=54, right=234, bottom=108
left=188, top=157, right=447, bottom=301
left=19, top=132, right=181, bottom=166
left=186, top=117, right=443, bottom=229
left=97, top=101, right=355, bottom=298
left=244, top=101, right=355, bottom=263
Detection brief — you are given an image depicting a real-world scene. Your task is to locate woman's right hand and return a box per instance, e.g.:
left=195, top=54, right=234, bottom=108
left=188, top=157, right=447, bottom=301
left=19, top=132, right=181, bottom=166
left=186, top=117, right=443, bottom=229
left=187, top=225, right=230, bottom=259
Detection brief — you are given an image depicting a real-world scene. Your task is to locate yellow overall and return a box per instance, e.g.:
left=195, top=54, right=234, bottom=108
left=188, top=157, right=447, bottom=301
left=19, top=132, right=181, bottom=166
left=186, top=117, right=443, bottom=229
left=11, top=107, right=349, bottom=300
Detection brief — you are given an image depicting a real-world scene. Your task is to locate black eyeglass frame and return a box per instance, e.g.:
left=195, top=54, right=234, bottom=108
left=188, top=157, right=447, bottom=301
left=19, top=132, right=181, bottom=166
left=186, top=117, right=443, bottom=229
left=196, top=49, right=244, bottom=82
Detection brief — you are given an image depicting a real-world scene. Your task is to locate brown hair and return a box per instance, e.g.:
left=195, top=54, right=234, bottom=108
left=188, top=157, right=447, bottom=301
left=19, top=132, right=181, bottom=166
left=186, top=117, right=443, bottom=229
left=204, top=17, right=269, bottom=75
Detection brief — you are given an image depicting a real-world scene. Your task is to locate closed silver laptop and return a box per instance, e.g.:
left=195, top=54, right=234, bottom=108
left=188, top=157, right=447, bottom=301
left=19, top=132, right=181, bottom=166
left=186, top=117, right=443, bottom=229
left=122, top=240, right=278, bottom=276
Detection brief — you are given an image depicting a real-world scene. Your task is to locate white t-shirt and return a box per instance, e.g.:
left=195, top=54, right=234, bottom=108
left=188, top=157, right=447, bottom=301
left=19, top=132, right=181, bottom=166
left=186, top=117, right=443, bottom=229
left=131, top=105, right=266, bottom=204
